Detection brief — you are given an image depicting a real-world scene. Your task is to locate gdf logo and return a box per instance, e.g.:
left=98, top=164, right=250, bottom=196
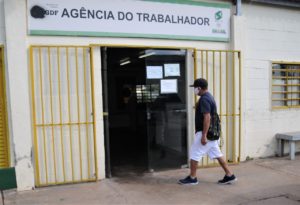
left=30, top=5, right=59, bottom=19
left=30, top=5, right=46, bottom=18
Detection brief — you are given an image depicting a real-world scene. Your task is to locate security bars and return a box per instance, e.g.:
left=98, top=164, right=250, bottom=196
left=30, top=46, right=97, bottom=186
left=194, top=49, right=242, bottom=167
left=272, top=62, right=300, bottom=109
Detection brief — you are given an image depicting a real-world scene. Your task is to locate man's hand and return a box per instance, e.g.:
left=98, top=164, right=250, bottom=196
left=201, top=135, right=207, bottom=145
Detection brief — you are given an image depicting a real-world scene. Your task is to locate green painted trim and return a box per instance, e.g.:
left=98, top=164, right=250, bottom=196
left=0, top=167, right=17, bottom=190
left=29, top=30, right=229, bottom=42
left=140, top=0, right=231, bottom=8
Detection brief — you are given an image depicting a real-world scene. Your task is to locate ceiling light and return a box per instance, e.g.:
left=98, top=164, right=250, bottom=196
left=120, top=57, right=131, bottom=66
left=139, top=51, right=156, bottom=59
left=120, top=60, right=131, bottom=66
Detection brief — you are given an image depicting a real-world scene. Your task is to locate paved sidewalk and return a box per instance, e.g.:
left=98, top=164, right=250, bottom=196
left=4, top=156, right=300, bottom=205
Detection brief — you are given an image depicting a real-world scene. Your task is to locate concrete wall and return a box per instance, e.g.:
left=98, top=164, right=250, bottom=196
left=243, top=4, right=300, bottom=158
left=4, top=0, right=35, bottom=191
left=0, top=0, right=5, bottom=44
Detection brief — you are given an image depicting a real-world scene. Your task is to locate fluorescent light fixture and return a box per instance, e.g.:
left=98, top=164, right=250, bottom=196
left=139, top=51, right=156, bottom=59
left=120, top=60, right=131, bottom=66
left=120, top=57, right=131, bottom=66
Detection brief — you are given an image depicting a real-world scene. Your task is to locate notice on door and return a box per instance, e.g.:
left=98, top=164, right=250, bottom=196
left=160, top=79, right=177, bottom=94
left=164, top=64, right=180, bottom=77
left=146, top=66, right=163, bottom=79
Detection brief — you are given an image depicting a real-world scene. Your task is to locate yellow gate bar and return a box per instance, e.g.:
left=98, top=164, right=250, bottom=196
left=48, top=47, right=58, bottom=183
left=83, top=48, right=91, bottom=178
left=30, top=47, right=40, bottom=185
left=75, top=47, right=83, bottom=181
left=90, top=47, right=99, bottom=180
left=232, top=52, right=236, bottom=163
left=66, top=47, right=75, bottom=182
left=57, top=47, right=67, bottom=182
left=239, top=52, right=242, bottom=162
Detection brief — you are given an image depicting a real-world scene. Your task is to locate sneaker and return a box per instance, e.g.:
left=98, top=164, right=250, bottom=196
left=178, top=176, right=199, bottom=185
left=218, top=174, right=237, bottom=184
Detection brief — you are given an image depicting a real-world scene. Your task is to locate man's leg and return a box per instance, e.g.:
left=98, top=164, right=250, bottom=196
left=216, top=156, right=237, bottom=184
left=178, top=132, right=203, bottom=185
left=190, top=159, right=198, bottom=178
left=178, top=159, right=199, bottom=185
left=216, top=156, right=232, bottom=176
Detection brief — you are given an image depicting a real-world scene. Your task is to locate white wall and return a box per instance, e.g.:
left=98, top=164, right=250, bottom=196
left=0, top=0, right=5, bottom=44
left=243, top=4, right=300, bottom=158
left=4, top=0, right=35, bottom=190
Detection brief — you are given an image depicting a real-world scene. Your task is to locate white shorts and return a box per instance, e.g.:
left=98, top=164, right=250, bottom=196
left=190, top=131, right=223, bottom=162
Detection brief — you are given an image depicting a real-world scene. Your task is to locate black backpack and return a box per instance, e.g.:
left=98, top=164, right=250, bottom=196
left=208, top=111, right=221, bottom=140
left=201, top=95, right=221, bottom=141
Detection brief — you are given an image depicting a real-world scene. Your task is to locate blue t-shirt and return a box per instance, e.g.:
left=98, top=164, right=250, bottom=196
left=195, top=92, right=217, bottom=132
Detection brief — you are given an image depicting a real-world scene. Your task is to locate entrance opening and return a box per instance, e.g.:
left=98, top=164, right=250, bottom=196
left=102, top=47, right=188, bottom=176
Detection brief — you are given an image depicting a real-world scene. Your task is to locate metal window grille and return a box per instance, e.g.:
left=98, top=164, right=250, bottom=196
left=272, top=62, right=300, bottom=109
left=136, top=84, right=159, bottom=103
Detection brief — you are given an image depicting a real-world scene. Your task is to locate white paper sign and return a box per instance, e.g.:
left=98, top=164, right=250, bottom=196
left=160, top=79, right=177, bottom=94
left=146, top=66, right=163, bottom=79
left=164, top=64, right=180, bottom=77
left=27, top=0, right=230, bottom=41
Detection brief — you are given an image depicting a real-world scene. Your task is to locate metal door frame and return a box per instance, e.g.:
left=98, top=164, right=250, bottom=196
left=100, top=47, right=112, bottom=178
left=94, top=44, right=194, bottom=174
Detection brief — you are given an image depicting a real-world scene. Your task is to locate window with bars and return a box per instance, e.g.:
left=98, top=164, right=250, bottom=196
left=272, top=62, right=300, bottom=109
left=136, top=84, right=160, bottom=103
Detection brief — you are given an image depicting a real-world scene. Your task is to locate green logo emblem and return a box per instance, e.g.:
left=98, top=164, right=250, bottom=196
left=215, top=11, right=223, bottom=20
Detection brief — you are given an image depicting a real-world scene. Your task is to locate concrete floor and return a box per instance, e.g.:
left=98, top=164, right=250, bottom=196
left=4, top=155, right=300, bottom=205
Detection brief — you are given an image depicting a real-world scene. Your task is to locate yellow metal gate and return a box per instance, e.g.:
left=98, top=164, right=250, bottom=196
left=194, top=49, right=242, bottom=166
left=30, top=46, right=97, bottom=186
left=0, top=46, right=9, bottom=168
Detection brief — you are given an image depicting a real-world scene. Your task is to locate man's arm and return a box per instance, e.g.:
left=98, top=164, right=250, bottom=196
left=201, top=112, right=211, bottom=145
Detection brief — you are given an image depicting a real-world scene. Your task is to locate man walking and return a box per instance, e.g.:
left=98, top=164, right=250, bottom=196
left=179, top=78, right=237, bottom=185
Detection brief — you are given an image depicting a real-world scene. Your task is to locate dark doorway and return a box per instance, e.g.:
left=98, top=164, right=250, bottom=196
left=102, top=47, right=188, bottom=177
